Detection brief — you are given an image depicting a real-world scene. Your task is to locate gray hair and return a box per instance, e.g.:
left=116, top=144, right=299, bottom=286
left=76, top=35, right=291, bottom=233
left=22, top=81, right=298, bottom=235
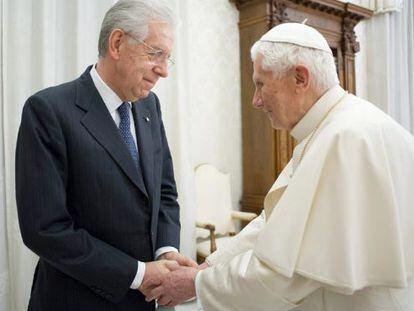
left=251, top=41, right=339, bottom=94
left=98, top=0, right=174, bottom=57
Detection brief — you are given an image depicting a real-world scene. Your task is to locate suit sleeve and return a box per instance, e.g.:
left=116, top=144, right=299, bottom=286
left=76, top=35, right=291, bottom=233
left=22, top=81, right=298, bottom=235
left=153, top=95, right=180, bottom=250
left=15, top=95, right=138, bottom=303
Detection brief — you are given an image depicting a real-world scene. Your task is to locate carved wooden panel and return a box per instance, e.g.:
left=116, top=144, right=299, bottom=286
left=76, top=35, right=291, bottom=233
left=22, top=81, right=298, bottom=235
left=230, top=0, right=373, bottom=215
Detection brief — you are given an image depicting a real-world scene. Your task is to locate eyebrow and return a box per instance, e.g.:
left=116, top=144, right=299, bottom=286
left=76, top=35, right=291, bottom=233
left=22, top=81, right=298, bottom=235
left=146, top=42, right=167, bottom=52
left=150, top=45, right=164, bottom=51
left=149, top=45, right=171, bottom=57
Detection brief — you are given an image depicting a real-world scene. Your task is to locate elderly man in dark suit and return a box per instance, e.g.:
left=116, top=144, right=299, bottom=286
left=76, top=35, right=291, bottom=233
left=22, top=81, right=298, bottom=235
left=15, top=1, right=196, bottom=310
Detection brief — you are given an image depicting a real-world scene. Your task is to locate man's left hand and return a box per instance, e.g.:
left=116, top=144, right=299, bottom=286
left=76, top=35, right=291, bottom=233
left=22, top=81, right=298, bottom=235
left=158, top=252, right=198, bottom=268
left=145, top=266, right=199, bottom=307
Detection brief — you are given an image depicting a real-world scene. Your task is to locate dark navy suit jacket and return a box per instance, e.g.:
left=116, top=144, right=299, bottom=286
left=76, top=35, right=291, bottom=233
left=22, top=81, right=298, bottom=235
left=15, top=66, right=180, bottom=311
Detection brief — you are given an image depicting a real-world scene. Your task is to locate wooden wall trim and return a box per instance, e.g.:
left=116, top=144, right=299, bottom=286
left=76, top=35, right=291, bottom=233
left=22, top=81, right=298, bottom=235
left=240, top=194, right=265, bottom=213
left=233, top=0, right=373, bottom=215
left=232, top=0, right=372, bottom=21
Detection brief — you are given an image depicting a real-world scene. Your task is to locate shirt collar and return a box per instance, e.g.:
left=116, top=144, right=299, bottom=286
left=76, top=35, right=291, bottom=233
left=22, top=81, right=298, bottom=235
left=89, top=65, right=130, bottom=113
left=290, top=84, right=346, bottom=142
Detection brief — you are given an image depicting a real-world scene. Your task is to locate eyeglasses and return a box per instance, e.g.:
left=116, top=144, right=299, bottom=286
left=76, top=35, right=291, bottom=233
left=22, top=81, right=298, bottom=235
left=125, top=33, right=175, bottom=67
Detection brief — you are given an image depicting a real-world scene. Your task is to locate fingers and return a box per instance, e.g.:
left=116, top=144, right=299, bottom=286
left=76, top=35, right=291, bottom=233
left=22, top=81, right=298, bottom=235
left=157, top=295, right=173, bottom=306
left=159, top=252, right=198, bottom=268
left=139, top=278, right=161, bottom=296
left=139, top=257, right=197, bottom=304
left=164, top=260, right=180, bottom=271
left=140, top=282, right=155, bottom=296
left=138, top=260, right=175, bottom=295
left=139, top=285, right=156, bottom=297
left=145, top=285, right=164, bottom=302
left=145, top=285, right=178, bottom=307
left=142, top=267, right=197, bottom=307
left=198, top=261, right=209, bottom=270
left=176, top=254, right=198, bottom=268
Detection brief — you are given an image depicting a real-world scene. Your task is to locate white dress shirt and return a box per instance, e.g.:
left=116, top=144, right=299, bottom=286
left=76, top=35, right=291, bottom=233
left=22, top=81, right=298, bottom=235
left=89, top=65, right=178, bottom=289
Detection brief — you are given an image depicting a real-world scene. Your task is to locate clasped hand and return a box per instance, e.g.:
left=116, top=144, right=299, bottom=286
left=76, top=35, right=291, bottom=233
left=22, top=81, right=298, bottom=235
left=138, top=252, right=207, bottom=307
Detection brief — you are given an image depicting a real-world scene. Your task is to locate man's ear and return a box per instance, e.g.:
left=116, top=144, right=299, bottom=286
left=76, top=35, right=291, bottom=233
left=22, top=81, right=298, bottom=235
left=107, top=29, right=125, bottom=60
left=294, top=65, right=311, bottom=93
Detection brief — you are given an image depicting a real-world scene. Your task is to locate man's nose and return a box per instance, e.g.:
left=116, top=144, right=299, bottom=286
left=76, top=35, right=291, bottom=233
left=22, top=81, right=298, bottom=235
left=154, top=62, right=168, bottom=78
left=252, top=92, right=263, bottom=109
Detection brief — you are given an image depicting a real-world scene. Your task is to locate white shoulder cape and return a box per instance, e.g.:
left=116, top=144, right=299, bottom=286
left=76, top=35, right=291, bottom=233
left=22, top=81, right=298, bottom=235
left=255, top=95, right=414, bottom=294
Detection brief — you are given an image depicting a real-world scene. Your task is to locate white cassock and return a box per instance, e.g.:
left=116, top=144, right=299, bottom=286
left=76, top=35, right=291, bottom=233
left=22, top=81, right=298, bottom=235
left=195, top=85, right=414, bottom=310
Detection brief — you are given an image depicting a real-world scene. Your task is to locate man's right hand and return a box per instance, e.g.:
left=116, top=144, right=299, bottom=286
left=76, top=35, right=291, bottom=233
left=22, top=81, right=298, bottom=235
left=138, top=260, right=179, bottom=296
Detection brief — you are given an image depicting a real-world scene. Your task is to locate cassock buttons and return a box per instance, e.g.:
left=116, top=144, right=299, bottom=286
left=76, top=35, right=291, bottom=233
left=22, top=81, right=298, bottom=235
left=144, top=117, right=150, bottom=122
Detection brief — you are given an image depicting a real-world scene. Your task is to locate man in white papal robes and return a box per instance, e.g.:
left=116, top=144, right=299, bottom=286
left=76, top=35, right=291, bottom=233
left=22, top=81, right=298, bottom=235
left=144, top=23, right=414, bottom=311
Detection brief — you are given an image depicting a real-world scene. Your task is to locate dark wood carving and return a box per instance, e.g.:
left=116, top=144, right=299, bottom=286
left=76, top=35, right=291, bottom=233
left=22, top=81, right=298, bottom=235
left=271, top=1, right=289, bottom=25
left=343, top=17, right=360, bottom=54
left=230, top=0, right=373, bottom=215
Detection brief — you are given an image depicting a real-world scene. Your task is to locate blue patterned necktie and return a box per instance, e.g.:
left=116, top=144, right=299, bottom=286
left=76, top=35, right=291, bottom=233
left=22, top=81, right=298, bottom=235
left=117, top=102, right=139, bottom=168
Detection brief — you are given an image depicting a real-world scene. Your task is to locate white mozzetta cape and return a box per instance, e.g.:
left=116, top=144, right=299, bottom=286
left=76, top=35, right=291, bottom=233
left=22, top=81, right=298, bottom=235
left=197, top=85, right=414, bottom=311
left=255, top=85, right=414, bottom=293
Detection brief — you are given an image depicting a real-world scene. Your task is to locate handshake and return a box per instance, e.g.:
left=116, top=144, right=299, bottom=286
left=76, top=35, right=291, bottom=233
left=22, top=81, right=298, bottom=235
left=138, top=252, right=208, bottom=307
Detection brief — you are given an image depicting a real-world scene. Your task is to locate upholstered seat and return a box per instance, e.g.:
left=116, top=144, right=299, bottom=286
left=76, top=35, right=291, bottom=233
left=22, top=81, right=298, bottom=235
left=194, top=164, right=257, bottom=263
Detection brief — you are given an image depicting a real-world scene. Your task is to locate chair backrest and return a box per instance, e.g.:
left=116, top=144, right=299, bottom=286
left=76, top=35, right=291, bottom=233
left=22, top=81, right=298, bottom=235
left=195, top=164, right=235, bottom=238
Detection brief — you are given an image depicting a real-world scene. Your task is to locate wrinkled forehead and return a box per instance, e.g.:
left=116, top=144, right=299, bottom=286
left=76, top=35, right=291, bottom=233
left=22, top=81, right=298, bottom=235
left=252, top=55, right=273, bottom=79
left=145, top=22, right=174, bottom=50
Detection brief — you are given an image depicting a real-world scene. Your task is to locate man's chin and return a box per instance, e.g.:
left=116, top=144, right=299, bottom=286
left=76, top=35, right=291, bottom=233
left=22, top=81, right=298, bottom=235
left=140, top=89, right=151, bottom=98
left=270, top=121, right=290, bottom=131
left=131, top=90, right=151, bottom=101
left=269, top=119, right=282, bottom=130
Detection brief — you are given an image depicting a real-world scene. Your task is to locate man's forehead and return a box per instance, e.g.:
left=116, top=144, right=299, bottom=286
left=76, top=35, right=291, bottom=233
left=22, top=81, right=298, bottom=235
left=253, top=58, right=272, bottom=78
left=252, top=57, right=263, bottom=73
left=145, top=23, right=173, bottom=49
left=146, top=22, right=173, bottom=40
left=252, top=65, right=261, bottom=82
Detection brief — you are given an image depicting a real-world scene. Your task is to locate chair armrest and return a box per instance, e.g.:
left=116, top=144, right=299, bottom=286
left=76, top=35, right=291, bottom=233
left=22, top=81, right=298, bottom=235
left=231, top=211, right=257, bottom=222
left=196, top=222, right=217, bottom=253
left=196, top=221, right=216, bottom=231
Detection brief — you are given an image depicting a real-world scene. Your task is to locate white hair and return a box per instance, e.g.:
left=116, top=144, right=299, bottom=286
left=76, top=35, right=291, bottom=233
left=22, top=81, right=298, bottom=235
left=251, top=41, right=339, bottom=94
left=98, top=0, right=174, bottom=57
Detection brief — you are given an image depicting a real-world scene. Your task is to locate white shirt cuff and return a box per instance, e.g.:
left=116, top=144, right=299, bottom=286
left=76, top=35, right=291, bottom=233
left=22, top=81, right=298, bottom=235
left=155, top=246, right=178, bottom=259
left=130, top=261, right=146, bottom=289
left=129, top=246, right=178, bottom=289
left=195, top=270, right=204, bottom=310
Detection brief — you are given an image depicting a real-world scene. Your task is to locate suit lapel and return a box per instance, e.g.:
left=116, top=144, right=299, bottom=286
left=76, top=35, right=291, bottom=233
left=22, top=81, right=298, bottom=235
left=75, top=67, right=148, bottom=198
left=133, top=100, right=154, bottom=199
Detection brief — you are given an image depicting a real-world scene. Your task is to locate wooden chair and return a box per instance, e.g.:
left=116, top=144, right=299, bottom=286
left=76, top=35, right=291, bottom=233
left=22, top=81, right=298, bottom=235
left=195, top=164, right=257, bottom=263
